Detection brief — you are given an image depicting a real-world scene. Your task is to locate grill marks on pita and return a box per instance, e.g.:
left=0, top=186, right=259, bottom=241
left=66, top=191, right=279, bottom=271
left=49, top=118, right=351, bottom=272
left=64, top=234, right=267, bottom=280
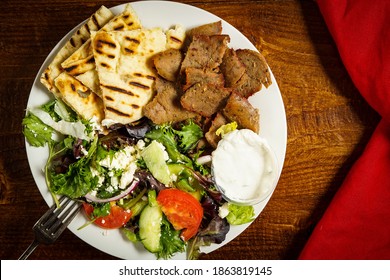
left=54, top=72, right=105, bottom=122
left=39, top=6, right=114, bottom=123
left=40, top=6, right=114, bottom=98
left=61, top=4, right=142, bottom=98
left=57, top=5, right=186, bottom=127
left=91, top=28, right=169, bottom=125
left=88, top=22, right=185, bottom=126
left=166, top=25, right=186, bottom=50
left=100, top=84, right=138, bottom=97
left=40, top=6, right=271, bottom=145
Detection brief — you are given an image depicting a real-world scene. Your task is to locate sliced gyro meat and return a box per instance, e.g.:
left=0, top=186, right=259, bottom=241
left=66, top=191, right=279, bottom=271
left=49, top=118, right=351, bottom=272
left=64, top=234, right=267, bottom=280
left=222, top=92, right=260, bottom=133
left=181, top=82, right=231, bottom=118
left=153, top=48, right=184, bottom=82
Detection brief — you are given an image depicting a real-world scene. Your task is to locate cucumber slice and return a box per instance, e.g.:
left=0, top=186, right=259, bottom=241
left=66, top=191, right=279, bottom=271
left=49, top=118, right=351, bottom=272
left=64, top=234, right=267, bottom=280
left=141, top=140, right=171, bottom=185
left=139, top=204, right=163, bottom=253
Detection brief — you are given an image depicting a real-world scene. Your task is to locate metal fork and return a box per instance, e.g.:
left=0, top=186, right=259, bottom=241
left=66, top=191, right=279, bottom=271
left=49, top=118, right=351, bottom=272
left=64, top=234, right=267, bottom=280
left=19, top=196, right=82, bottom=260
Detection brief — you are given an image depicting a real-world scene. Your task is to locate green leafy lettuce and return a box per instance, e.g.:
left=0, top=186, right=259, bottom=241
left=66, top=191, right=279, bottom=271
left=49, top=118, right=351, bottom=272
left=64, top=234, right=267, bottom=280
left=22, top=112, right=53, bottom=147
left=144, top=120, right=203, bottom=165
left=226, top=204, right=255, bottom=225
left=47, top=136, right=99, bottom=199
left=23, top=99, right=93, bottom=146
left=157, top=217, right=186, bottom=259
left=172, top=120, right=203, bottom=153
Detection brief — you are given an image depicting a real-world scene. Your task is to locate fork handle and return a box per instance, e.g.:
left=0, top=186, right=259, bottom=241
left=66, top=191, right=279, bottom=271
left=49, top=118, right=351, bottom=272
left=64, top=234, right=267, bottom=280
left=18, top=239, right=39, bottom=260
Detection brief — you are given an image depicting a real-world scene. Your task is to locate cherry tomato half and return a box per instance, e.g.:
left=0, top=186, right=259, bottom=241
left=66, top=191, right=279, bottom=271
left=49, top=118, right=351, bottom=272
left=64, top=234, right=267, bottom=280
left=83, top=202, right=132, bottom=229
left=157, top=188, right=203, bottom=241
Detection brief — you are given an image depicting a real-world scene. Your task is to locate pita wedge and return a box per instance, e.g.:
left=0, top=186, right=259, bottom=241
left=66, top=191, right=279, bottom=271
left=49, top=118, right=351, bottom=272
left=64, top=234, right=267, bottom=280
left=40, top=6, right=114, bottom=98
left=165, top=24, right=186, bottom=50
left=91, top=28, right=169, bottom=125
left=61, top=4, right=142, bottom=97
left=54, top=72, right=105, bottom=122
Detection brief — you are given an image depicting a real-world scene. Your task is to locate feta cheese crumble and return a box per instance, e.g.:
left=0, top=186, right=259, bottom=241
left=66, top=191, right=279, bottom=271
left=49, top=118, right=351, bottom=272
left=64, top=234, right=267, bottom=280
left=91, top=141, right=144, bottom=194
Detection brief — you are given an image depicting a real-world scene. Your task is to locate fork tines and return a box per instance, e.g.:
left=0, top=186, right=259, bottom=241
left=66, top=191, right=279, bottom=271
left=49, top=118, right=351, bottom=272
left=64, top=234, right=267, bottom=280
left=19, top=196, right=82, bottom=260
left=34, top=196, right=82, bottom=244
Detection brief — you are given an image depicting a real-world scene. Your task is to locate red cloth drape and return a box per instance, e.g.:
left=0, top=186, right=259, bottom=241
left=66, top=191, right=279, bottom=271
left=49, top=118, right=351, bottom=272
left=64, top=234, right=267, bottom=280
left=299, top=0, right=390, bottom=259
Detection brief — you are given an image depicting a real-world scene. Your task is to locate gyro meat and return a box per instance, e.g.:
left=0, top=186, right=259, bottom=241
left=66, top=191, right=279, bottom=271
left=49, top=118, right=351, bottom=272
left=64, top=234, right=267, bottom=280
left=183, top=67, right=225, bottom=91
left=220, top=48, right=246, bottom=88
left=181, top=82, right=231, bottom=118
left=184, top=21, right=223, bottom=48
left=143, top=78, right=198, bottom=124
left=233, top=49, right=272, bottom=98
left=205, top=112, right=229, bottom=148
left=222, top=92, right=260, bottom=133
left=180, top=35, right=230, bottom=73
left=153, top=48, right=184, bottom=82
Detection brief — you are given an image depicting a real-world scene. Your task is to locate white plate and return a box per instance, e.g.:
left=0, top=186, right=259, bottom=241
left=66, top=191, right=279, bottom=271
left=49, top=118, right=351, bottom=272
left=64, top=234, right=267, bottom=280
left=25, top=1, right=287, bottom=259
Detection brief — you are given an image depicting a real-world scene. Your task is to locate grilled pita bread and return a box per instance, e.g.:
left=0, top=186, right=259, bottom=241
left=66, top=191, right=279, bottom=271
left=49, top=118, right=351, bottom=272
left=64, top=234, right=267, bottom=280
left=91, top=28, right=168, bottom=125
left=40, top=6, right=114, bottom=98
left=54, top=72, right=105, bottom=122
left=61, top=4, right=142, bottom=98
left=165, top=24, right=186, bottom=50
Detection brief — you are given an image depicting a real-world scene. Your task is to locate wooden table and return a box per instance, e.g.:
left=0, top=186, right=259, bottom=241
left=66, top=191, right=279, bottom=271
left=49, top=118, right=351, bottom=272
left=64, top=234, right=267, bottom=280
left=0, top=0, right=380, bottom=260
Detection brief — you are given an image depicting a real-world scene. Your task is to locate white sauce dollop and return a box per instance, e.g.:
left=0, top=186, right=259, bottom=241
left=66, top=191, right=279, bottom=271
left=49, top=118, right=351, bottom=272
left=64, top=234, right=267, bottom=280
left=211, top=129, right=278, bottom=205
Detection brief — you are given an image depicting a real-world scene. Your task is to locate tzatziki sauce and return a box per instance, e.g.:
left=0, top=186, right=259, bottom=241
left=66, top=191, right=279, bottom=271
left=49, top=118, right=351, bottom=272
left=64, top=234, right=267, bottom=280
left=211, top=129, right=278, bottom=205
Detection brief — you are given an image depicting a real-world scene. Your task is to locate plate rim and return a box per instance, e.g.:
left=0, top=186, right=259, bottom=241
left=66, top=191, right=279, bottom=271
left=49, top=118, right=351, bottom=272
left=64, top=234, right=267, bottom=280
left=25, top=0, right=287, bottom=259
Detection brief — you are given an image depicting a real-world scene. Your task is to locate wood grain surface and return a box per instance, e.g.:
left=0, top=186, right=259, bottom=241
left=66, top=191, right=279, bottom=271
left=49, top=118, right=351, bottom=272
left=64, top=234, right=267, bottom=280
left=0, top=0, right=380, bottom=260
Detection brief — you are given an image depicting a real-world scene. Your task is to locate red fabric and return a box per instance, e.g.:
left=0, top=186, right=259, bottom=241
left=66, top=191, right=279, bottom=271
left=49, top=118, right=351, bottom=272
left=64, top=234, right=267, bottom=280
left=299, top=0, right=390, bottom=259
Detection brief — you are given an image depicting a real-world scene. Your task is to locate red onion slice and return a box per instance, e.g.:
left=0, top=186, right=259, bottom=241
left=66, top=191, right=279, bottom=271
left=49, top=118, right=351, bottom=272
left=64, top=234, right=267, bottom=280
left=84, top=180, right=139, bottom=203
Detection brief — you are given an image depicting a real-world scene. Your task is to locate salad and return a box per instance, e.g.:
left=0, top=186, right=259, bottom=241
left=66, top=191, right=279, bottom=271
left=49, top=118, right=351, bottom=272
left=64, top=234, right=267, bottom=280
left=20, top=2, right=281, bottom=259
left=22, top=98, right=256, bottom=260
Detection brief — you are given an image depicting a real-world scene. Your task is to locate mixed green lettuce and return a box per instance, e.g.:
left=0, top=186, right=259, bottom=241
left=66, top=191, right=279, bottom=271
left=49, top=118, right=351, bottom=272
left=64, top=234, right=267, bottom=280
left=226, top=203, right=255, bottom=225
left=22, top=98, right=256, bottom=260
left=22, top=113, right=53, bottom=147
